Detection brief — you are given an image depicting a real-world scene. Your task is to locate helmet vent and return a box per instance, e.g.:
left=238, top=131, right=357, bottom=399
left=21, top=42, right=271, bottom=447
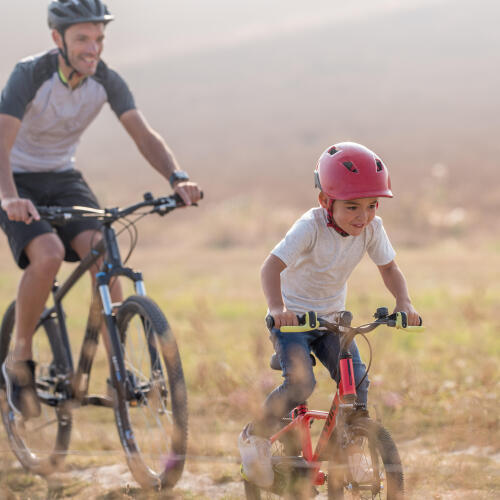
left=327, top=146, right=338, bottom=156
left=343, top=161, right=358, bottom=173
left=51, top=7, right=66, bottom=17
left=80, top=0, right=92, bottom=11
left=68, top=5, right=82, bottom=15
left=376, top=159, right=383, bottom=172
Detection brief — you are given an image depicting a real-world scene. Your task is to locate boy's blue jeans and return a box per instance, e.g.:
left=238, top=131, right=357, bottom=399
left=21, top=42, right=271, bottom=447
left=257, top=328, right=369, bottom=436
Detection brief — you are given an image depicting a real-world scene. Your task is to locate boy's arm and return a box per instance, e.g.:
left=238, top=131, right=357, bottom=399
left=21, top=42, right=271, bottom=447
left=377, top=259, right=421, bottom=325
left=261, top=253, right=299, bottom=328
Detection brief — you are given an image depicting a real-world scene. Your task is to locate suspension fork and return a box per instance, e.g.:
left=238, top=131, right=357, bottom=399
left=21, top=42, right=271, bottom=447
left=96, top=271, right=129, bottom=397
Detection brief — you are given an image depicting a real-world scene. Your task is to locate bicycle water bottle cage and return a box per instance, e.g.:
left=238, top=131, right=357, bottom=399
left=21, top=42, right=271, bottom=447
left=280, top=311, right=318, bottom=333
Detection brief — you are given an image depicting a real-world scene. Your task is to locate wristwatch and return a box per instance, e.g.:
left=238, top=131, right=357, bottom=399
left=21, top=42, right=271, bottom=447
left=169, top=170, right=189, bottom=188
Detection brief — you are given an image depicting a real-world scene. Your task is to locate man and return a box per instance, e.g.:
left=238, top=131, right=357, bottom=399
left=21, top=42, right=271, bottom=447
left=0, top=0, right=202, bottom=419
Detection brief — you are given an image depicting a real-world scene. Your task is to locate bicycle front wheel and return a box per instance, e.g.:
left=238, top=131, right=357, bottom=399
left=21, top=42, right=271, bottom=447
left=113, top=295, right=187, bottom=489
left=327, top=418, right=404, bottom=499
left=0, top=301, right=72, bottom=475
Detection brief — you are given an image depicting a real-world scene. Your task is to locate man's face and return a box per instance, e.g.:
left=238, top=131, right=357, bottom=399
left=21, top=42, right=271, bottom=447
left=57, top=22, right=105, bottom=76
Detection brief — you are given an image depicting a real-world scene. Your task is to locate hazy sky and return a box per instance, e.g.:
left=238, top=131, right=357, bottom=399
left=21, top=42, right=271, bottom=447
left=1, top=0, right=450, bottom=72
left=107, top=0, right=451, bottom=66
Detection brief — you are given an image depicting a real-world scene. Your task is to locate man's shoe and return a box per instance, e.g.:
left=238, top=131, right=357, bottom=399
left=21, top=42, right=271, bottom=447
left=2, top=359, right=41, bottom=419
left=238, top=423, right=274, bottom=488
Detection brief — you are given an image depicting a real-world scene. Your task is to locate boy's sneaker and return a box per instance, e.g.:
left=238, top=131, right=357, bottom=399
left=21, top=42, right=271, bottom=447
left=238, top=423, right=274, bottom=488
left=2, top=359, right=41, bottom=419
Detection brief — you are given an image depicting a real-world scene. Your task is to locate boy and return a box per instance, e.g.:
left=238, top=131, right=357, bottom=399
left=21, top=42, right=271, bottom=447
left=238, top=142, right=420, bottom=487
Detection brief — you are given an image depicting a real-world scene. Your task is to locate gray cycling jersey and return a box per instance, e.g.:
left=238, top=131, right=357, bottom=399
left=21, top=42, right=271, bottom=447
left=0, top=49, right=135, bottom=173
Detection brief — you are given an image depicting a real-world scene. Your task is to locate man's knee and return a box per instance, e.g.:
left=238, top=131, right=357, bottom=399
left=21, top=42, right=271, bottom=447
left=70, top=229, right=102, bottom=260
left=25, top=234, right=64, bottom=274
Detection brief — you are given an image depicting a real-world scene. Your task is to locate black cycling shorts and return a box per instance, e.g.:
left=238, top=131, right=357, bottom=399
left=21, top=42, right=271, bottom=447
left=0, top=170, right=102, bottom=269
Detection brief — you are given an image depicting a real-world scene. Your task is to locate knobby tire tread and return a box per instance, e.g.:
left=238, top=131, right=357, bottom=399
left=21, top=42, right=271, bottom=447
left=328, top=417, right=404, bottom=499
left=0, top=301, right=72, bottom=475
left=115, top=295, right=188, bottom=489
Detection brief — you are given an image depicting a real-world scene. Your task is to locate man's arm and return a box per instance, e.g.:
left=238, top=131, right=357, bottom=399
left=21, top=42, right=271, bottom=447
left=119, top=109, right=201, bottom=205
left=261, top=253, right=298, bottom=328
left=377, top=259, right=420, bottom=325
left=0, top=114, right=39, bottom=223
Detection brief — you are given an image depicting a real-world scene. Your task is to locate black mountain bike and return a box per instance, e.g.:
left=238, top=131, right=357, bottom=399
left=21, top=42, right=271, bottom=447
left=0, top=192, right=197, bottom=490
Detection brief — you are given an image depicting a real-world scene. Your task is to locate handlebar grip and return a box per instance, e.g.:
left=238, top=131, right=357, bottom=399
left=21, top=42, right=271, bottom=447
left=395, top=312, right=425, bottom=332
left=266, top=315, right=275, bottom=329
left=172, top=190, right=204, bottom=206
left=266, top=311, right=319, bottom=332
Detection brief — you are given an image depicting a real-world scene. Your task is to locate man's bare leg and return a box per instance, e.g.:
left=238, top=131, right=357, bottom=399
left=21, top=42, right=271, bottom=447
left=11, top=233, right=65, bottom=361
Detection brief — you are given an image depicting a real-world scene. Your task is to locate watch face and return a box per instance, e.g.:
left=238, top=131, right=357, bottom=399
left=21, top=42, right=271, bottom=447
left=170, top=171, right=189, bottom=186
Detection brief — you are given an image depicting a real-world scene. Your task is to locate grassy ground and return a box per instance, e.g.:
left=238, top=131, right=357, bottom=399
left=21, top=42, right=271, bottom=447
left=0, top=200, right=498, bottom=499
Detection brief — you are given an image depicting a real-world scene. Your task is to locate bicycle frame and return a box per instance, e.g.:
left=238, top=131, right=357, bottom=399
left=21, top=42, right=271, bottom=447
left=270, top=353, right=356, bottom=487
left=37, top=222, right=148, bottom=407
left=265, top=310, right=423, bottom=490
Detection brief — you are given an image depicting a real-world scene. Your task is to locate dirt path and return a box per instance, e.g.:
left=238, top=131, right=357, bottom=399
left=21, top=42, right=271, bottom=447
left=1, top=441, right=498, bottom=498
left=30, top=442, right=498, bottom=499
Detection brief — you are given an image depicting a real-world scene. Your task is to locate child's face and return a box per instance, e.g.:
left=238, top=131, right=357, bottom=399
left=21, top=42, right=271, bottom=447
left=320, top=193, right=378, bottom=236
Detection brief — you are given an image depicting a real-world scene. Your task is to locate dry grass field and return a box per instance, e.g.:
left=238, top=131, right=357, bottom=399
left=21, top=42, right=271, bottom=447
left=0, top=0, right=499, bottom=498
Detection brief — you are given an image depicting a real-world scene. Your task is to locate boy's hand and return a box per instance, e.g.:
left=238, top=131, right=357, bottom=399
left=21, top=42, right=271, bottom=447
left=394, top=302, right=421, bottom=326
left=269, top=308, right=299, bottom=328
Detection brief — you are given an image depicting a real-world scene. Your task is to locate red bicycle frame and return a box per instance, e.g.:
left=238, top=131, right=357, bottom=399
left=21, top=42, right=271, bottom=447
left=269, top=353, right=357, bottom=486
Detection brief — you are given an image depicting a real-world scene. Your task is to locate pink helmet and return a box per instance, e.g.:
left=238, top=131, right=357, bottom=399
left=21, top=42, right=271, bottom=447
left=314, top=142, right=393, bottom=200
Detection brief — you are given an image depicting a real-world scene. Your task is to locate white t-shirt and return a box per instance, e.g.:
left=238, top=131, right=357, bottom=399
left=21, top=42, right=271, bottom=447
left=271, top=207, right=396, bottom=320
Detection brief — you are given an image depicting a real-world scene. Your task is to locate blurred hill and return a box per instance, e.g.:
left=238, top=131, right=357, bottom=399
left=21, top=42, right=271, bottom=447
left=1, top=0, right=499, bottom=240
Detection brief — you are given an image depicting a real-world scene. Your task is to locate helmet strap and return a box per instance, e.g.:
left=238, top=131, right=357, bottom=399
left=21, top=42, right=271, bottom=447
left=326, top=199, right=349, bottom=237
left=58, top=31, right=82, bottom=82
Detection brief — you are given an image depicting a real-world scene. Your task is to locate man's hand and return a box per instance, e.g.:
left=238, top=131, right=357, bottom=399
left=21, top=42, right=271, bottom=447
left=173, top=181, right=202, bottom=206
left=1, top=197, right=40, bottom=224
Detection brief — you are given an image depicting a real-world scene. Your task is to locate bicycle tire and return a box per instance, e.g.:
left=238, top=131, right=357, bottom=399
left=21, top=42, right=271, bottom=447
left=0, top=301, right=72, bottom=475
left=114, top=295, right=188, bottom=489
left=327, top=417, right=404, bottom=499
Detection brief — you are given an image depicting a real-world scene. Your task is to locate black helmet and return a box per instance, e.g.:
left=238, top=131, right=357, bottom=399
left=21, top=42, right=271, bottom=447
left=48, top=0, right=114, bottom=32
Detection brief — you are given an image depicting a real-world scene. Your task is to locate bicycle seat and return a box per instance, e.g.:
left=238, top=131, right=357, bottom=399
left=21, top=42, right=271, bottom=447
left=270, top=352, right=316, bottom=370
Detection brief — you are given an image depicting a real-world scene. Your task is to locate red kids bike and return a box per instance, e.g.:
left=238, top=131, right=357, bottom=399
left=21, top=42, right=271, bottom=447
left=242, top=308, right=424, bottom=499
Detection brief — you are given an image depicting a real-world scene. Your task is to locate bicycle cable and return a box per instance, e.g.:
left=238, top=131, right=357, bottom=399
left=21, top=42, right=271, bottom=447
left=355, top=332, right=372, bottom=391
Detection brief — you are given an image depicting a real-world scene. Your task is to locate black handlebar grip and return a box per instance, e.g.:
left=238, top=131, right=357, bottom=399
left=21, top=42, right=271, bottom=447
left=172, top=190, right=204, bottom=206
left=266, top=315, right=275, bottom=329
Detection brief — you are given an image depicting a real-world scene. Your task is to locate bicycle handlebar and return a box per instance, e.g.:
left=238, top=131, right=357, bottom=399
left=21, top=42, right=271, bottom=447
left=36, top=191, right=203, bottom=225
left=266, top=308, right=424, bottom=334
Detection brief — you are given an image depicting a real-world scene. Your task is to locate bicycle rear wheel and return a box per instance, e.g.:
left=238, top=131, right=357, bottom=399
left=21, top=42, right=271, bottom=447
left=114, top=295, right=187, bottom=489
left=0, top=301, right=72, bottom=475
left=327, top=417, right=404, bottom=499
